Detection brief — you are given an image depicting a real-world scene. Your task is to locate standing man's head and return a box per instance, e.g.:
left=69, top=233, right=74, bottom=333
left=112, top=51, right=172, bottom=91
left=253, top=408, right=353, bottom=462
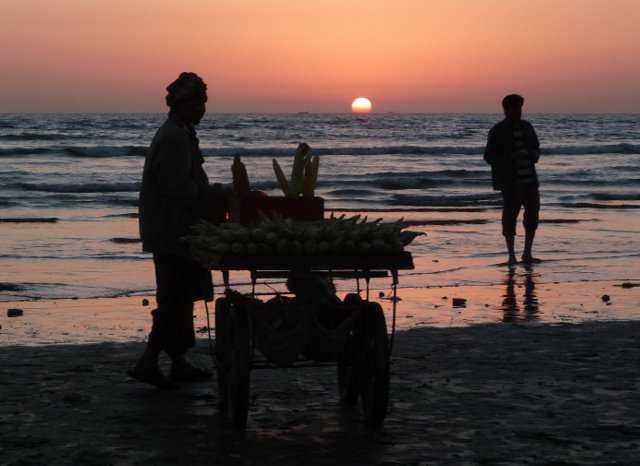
left=502, top=94, right=524, bottom=123
left=166, top=72, right=208, bottom=125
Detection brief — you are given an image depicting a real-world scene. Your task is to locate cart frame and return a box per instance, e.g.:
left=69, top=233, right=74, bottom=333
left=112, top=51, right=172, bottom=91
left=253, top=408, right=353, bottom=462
left=194, top=250, right=414, bottom=428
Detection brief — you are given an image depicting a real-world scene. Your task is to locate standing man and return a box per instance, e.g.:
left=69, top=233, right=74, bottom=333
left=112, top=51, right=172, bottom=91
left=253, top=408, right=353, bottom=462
left=128, top=72, right=228, bottom=388
left=484, top=94, right=541, bottom=265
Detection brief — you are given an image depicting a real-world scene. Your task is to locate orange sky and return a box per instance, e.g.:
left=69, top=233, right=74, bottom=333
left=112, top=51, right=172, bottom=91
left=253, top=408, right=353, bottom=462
left=1, top=0, right=639, bottom=113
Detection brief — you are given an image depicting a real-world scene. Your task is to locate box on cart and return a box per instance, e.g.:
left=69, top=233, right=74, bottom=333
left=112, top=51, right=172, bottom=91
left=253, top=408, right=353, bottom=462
left=229, top=196, right=324, bottom=225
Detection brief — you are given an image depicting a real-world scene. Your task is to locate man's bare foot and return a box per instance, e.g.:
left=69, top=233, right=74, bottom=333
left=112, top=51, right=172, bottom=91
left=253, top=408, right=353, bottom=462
left=521, top=255, right=542, bottom=264
left=126, top=364, right=178, bottom=389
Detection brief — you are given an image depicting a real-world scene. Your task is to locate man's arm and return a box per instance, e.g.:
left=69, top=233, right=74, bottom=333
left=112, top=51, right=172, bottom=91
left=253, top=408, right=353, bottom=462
left=484, top=126, right=499, bottom=164
left=526, top=122, right=540, bottom=163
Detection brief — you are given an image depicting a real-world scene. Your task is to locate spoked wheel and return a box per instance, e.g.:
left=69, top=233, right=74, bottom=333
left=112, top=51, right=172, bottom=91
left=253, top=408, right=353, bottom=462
left=219, top=298, right=251, bottom=429
left=337, top=296, right=365, bottom=404
left=214, top=297, right=229, bottom=409
left=226, top=304, right=251, bottom=428
left=358, top=302, right=390, bottom=426
left=337, top=332, right=359, bottom=404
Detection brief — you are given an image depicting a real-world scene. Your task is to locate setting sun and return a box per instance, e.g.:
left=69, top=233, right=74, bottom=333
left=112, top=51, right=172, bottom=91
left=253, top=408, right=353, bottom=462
left=351, top=97, right=372, bottom=113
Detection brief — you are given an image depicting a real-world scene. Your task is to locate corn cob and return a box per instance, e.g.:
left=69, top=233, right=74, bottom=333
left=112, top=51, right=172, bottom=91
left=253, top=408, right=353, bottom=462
left=272, top=159, right=292, bottom=197
left=309, top=154, right=319, bottom=193
left=231, top=154, right=251, bottom=197
left=301, top=156, right=314, bottom=197
left=289, top=143, right=310, bottom=196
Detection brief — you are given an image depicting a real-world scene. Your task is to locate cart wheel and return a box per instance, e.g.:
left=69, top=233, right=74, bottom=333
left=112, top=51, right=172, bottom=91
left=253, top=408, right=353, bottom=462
left=214, top=297, right=229, bottom=409
left=225, top=304, right=251, bottom=429
left=338, top=332, right=359, bottom=404
left=359, top=302, right=390, bottom=426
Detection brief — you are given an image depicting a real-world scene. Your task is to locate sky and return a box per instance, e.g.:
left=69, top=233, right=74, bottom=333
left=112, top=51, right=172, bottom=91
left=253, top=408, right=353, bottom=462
left=1, top=0, right=639, bottom=113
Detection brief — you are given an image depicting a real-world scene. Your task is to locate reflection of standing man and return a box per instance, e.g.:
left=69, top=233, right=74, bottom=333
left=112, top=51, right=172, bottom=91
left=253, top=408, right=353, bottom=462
left=501, top=266, right=539, bottom=322
left=484, top=94, right=541, bottom=265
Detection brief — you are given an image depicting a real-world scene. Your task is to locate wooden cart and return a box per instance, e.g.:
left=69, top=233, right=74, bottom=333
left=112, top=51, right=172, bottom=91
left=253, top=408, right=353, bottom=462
left=193, top=249, right=414, bottom=429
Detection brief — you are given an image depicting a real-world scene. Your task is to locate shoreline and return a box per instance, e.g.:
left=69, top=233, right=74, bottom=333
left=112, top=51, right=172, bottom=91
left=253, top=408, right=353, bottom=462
left=1, top=279, right=639, bottom=347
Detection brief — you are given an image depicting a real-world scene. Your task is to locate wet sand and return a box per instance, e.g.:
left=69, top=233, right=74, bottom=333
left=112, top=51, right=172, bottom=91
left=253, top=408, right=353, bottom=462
left=1, top=284, right=640, bottom=465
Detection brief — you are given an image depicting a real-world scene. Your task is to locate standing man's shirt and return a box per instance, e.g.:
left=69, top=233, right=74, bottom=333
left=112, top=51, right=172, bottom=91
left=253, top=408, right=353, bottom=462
left=484, top=119, right=540, bottom=191
left=139, top=112, right=210, bottom=256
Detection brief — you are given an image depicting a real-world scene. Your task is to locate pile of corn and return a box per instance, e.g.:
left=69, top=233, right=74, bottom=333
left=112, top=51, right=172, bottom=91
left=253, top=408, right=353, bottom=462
left=184, top=212, right=424, bottom=256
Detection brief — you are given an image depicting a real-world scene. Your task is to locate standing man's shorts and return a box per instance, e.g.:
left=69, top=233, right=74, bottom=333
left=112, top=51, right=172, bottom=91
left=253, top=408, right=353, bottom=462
left=501, top=184, right=540, bottom=237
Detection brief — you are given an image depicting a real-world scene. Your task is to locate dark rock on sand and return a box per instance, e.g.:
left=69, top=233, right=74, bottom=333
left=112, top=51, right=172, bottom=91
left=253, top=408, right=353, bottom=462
left=619, top=282, right=640, bottom=289
left=7, top=308, right=24, bottom=317
left=452, top=297, right=467, bottom=307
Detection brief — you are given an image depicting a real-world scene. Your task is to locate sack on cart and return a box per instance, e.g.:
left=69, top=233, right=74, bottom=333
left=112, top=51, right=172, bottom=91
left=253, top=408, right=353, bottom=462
left=302, top=303, right=362, bottom=362
left=250, top=295, right=311, bottom=367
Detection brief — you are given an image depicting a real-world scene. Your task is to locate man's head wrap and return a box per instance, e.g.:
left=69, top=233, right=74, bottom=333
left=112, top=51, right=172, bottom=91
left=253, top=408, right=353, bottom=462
left=502, top=94, right=524, bottom=110
left=166, top=72, right=207, bottom=107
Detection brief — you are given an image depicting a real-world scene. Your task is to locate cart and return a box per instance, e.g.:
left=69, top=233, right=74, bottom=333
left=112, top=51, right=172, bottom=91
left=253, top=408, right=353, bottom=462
left=193, top=249, right=414, bottom=429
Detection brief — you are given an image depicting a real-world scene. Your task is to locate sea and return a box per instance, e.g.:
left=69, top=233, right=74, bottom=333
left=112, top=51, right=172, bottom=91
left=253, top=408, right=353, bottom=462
left=1, top=112, right=639, bottom=318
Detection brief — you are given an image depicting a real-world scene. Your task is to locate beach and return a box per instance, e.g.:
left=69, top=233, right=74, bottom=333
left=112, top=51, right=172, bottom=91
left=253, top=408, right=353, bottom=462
left=2, top=281, right=640, bottom=465
left=1, top=112, right=639, bottom=464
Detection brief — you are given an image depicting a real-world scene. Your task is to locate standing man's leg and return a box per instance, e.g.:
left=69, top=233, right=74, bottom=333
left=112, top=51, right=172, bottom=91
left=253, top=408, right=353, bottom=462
left=151, top=255, right=212, bottom=382
left=128, top=253, right=197, bottom=387
left=522, top=230, right=536, bottom=262
left=148, top=254, right=196, bottom=357
left=521, top=186, right=540, bottom=262
left=501, top=190, right=521, bottom=265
